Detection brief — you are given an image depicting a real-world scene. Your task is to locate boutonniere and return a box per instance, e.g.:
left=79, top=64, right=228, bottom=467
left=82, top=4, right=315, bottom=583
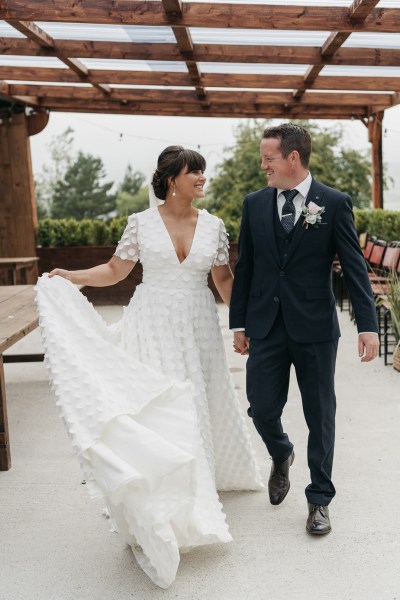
left=301, top=201, right=325, bottom=229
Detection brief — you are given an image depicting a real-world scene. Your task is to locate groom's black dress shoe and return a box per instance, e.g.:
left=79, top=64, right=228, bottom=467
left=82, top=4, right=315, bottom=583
left=306, top=503, right=331, bottom=535
left=268, top=450, right=294, bottom=505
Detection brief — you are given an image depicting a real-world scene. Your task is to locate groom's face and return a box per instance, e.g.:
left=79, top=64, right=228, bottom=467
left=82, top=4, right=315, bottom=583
left=260, top=138, right=293, bottom=189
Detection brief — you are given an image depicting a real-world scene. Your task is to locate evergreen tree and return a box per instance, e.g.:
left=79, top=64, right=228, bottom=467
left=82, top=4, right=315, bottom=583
left=119, top=164, right=145, bottom=196
left=115, top=165, right=148, bottom=215
left=51, top=152, right=116, bottom=219
left=35, top=127, right=75, bottom=217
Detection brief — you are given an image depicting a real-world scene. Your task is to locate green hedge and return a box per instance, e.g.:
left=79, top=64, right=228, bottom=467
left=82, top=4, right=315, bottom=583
left=37, top=217, right=128, bottom=247
left=354, top=210, right=400, bottom=242
left=37, top=210, right=400, bottom=247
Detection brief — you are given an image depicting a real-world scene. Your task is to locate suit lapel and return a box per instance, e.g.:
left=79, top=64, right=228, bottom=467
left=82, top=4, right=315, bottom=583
left=282, top=178, right=326, bottom=266
left=261, top=187, right=280, bottom=267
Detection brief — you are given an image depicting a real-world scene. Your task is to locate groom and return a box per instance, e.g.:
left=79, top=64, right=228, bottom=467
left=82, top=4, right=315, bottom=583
left=230, top=123, right=379, bottom=535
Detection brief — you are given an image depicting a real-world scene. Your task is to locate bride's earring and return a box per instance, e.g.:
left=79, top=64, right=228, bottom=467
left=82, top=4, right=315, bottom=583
left=172, top=182, right=176, bottom=197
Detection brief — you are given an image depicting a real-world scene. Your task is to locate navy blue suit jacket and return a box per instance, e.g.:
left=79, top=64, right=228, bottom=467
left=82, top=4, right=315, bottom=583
left=229, top=178, right=378, bottom=343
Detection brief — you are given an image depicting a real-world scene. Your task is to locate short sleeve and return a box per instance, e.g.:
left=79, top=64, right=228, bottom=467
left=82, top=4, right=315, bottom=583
left=114, top=214, right=139, bottom=262
left=213, top=218, right=230, bottom=267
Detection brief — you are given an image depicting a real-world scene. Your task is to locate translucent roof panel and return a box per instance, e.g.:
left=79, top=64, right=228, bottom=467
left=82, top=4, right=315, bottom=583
left=0, top=20, right=25, bottom=37
left=110, top=84, right=194, bottom=90
left=188, top=0, right=400, bottom=5
left=199, top=63, right=308, bottom=75
left=187, top=1, right=352, bottom=5
left=322, top=65, right=400, bottom=77
left=191, top=29, right=329, bottom=46
left=343, top=33, right=400, bottom=49
left=305, top=89, right=394, bottom=95
left=206, top=87, right=295, bottom=92
left=0, top=56, right=65, bottom=68
left=36, top=23, right=175, bottom=43
left=80, top=59, right=188, bottom=72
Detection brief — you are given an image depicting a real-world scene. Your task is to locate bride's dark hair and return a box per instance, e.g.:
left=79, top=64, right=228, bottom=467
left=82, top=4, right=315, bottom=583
left=152, top=145, right=206, bottom=200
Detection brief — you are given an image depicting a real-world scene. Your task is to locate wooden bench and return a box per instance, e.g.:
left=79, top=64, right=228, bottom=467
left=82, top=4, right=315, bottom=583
left=0, top=257, right=39, bottom=285
left=0, top=285, right=41, bottom=470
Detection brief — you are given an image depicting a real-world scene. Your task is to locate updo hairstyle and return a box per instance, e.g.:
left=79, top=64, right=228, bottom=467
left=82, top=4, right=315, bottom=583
left=151, top=145, right=206, bottom=200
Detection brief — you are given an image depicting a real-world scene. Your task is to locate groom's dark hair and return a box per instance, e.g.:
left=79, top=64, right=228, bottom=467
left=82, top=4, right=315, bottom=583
left=263, top=123, right=312, bottom=168
left=152, top=145, right=206, bottom=200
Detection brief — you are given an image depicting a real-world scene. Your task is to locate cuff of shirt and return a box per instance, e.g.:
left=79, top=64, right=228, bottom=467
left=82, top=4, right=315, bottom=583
left=358, top=332, right=378, bottom=335
left=231, top=328, right=245, bottom=332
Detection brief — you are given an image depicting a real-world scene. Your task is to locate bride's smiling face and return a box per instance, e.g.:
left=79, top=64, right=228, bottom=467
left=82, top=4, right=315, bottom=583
left=172, top=165, right=206, bottom=200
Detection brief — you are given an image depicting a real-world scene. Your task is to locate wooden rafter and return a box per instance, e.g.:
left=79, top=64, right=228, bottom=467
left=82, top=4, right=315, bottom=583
left=4, top=20, right=111, bottom=95
left=29, top=99, right=370, bottom=120
left=0, top=0, right=397, bottom=125
left=1, top=3, right=399, bottom=33
left=161, top=0, right=208, bottom=105
left=1, top=67, right=400, bottom=94
left=2, top=38, right=400, bottom=68
left=292, top=0, right=380, bottom=100
left=5, top=85, right=394, bottom=109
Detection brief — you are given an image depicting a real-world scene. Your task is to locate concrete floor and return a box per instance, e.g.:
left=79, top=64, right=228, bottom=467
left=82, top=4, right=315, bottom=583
left=1, top=304, right=399, bottom=600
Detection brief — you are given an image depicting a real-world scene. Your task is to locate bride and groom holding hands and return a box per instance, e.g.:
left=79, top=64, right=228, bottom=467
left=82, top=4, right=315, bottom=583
left=37, top=122, right=379, bottom=588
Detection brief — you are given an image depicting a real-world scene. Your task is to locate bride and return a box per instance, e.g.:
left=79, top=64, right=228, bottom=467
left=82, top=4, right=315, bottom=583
left=35, top=145, right=263, bottom=588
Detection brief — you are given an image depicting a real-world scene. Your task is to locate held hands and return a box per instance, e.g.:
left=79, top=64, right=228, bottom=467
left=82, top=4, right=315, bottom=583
left=48, top=268, right=71, bottom=281
left=233, top=331, right=250, bottom=355
left=358, top=333, right=379, bottom=362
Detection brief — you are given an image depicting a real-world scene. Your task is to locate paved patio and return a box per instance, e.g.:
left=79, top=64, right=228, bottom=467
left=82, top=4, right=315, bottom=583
left=1, top=303, right=399, bottom=600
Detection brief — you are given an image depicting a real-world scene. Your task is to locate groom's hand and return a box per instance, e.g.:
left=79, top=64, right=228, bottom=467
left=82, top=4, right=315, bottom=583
left=233, top=331, right=250, bottom=355
left=358, top=333, right=379, bottom=362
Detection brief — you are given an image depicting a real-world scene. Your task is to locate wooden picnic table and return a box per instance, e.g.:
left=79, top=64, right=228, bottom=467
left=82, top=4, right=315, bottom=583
left=0, top=285, right=40, bottom=470
left=0, top=257, right=39, bottom=285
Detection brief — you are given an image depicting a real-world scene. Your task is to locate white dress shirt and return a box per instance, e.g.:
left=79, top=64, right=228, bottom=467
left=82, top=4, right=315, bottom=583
left=277, top=172, right=312, bottom=224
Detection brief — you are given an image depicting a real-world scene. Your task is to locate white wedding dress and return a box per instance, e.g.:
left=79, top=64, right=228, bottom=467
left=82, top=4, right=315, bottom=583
left=35, top=207, right=263, bottom=588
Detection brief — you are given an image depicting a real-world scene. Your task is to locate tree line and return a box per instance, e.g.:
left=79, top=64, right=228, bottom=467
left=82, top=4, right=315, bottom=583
left=36, top=121, right=379, bottom=241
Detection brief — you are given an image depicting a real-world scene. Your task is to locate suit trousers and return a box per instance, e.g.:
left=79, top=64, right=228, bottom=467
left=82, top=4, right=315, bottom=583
left=246, top=309, right=338, bottom=506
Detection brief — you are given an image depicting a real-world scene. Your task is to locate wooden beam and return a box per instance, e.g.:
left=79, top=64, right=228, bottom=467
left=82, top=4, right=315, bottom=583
left=4, top=22, right=111, bottom=95
left=5, top=20, right=53, bottom=47
left=368, top=111, right=384, bottom=209
left=7, top=84, right=394, bottom=109
left=391, top=92, right=400, bottom=108
left=0, top=66, right=194, bottom=86
left=1, top=4, right=400, bottom=32
left=1, top=37, right=400, bottom=68
left=31, top=97, right=370, bottom=118
left=293, top=0, right=380, bottom=100
left=350, top=0, right=381, bottom=20
left=162, top=0, right=207, bottom=104
left=2, top=68, right=399, bottom=93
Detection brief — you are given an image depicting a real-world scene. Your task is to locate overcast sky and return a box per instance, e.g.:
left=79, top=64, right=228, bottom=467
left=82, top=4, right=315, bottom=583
left=29, top=105, right=400, bottom=210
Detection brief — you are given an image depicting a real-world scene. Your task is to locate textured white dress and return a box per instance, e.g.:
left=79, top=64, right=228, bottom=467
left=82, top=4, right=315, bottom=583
left=35, top=207, right=263, bottom=588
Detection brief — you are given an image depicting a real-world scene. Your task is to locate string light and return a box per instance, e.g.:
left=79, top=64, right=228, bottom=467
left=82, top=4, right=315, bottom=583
left=70, top=114, right=229, bottom=148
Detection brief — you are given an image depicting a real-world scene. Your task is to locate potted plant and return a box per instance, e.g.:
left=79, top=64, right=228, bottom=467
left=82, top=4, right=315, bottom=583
left=385, top=269, right=400, bottom=372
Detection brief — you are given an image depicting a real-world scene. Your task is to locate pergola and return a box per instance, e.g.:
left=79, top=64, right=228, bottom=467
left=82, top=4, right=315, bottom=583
left=0, top=0, right=399, bottom=267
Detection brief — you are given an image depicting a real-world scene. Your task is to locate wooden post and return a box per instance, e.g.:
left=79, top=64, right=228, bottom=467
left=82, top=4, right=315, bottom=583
left=0, top=111, right=43, bottom=282
left=0, top=355, right=11, bottom=470
left=368, top=111, right=384, bottom=209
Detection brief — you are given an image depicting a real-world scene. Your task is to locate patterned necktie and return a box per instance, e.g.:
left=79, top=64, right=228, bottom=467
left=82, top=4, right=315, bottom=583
left=281, top=189, right=299, bottom=234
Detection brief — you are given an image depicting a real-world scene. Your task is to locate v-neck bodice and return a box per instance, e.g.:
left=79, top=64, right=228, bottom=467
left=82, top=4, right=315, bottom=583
left=156, top=207, right=200, bottom=266
left=114, top=207, right=229, bottom=292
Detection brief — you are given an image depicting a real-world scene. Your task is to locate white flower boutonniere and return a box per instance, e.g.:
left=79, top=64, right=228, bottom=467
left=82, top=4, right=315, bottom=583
left=301, top=201, right=325, bottom=229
